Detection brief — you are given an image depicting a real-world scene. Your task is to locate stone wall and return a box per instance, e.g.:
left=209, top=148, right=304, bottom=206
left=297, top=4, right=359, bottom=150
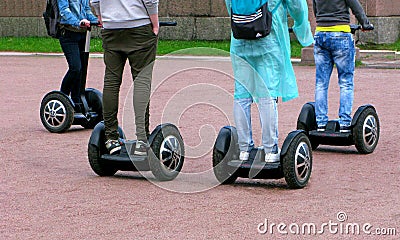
left=0, top=0, right=399, bottom=43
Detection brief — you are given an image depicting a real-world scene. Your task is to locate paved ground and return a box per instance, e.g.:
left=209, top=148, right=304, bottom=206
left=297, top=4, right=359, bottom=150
left=0, top=55, right=399, bottom=239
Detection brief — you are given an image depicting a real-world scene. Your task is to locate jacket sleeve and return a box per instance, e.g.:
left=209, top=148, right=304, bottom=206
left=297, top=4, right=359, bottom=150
left=84, top=0, right=98, bottom=23
left=225, top=0, right=232, bottom=16
left=58, top=0, right=80, bottom=26
left=287, top=0, right=314, bottom=47
left=347, top=0, right=370, bottom=28
left=90, top=0, right=101, bottom=16
left=142, top=0, right=159, bottom=15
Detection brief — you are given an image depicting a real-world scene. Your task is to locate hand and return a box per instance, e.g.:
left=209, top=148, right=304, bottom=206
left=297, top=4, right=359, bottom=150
left=79, top=19, right=91, bottom=28
left=362, top=23, right=374, bottom=32
left=153, top=26, right=159, bottom=36
left=97, top=15, right=103, bottom=27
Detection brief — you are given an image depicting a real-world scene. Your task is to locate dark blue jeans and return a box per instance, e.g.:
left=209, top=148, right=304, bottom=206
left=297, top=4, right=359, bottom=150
left=59, top=29, right=86, bottom=104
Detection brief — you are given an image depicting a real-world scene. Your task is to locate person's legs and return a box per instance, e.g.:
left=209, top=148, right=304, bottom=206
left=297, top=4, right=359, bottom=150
left=102, top=30, right=127, bottom=144
left=126, top=25, right=157, bottom=143
left=70, top=33, right=86, bottom=105
left=257, top=97, right=278, bottom=153
left=59, top=30, right=83, bottom=104
left=314, top=32, right=334, bottom=129
left=332, top=33, right=355, bottom=129
left=233, top=98, right=254, bottom=154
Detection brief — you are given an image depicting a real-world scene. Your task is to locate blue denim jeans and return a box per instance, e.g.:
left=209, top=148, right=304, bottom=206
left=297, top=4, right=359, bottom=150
left=233, top=97, right=279, bottom=153
left=314, top=31, right=355, bottom=127
left=59, top=29, right=86, bottom=104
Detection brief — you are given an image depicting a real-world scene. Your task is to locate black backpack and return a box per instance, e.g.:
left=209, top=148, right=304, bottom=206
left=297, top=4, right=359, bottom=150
left=231, top=0, right=282, bottom=40
left=43, top=0, right=61, bottom=38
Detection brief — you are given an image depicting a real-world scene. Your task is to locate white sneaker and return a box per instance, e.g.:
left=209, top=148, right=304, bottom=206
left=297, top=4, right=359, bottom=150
left=265, top=148, right=281, bottom=163
left=239, top=151, right=249, bottom=161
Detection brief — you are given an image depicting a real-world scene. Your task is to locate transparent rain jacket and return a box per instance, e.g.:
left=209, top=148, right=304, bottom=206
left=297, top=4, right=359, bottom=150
left=226, top=0, right=313, bottom=102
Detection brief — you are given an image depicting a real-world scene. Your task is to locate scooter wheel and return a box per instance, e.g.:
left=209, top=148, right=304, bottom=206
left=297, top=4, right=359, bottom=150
left=81, top=88, right=103, bottom=129
left=212, top=148, right=238, bottom=184
left=88, top=143, right=118, bottom=176
left=282, top=132, right=312, bottom=189
left=353, top=108, right=380, bottom=154
left=149, top=125, right=185, bottom=181
left=87, top=122, right=121, bottom=176
left=297, top=122, right=319, bottom=150
left=40, top=93, right=74, bottom=133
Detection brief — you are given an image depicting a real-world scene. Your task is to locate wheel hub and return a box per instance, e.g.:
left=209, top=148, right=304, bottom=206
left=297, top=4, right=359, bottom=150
left=295, top=142, right=311, bottom=182
left=160, top=135, right=182, bottom=171
left=44, top=100, right=66, bottom=127
left=363, top=115, right=378, bottom=147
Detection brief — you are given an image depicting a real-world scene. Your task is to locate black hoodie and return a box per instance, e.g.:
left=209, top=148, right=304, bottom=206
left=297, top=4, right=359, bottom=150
left=312, top=0, right=370, bottom=28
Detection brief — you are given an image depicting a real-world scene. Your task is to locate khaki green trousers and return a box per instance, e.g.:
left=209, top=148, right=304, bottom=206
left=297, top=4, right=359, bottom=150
left=101, top=24, right=157, bottom=141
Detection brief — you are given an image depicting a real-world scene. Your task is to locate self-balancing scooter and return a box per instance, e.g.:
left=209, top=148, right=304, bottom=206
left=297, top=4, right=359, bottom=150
left=213, top=127, right=313, bottom=189
left=40, top=24, right=102, bottom=133
left=297, top=103, right=379, bottom=154
left=297, top=25, right=379, bottom=154
left=87, top=22, right=185, bottom=181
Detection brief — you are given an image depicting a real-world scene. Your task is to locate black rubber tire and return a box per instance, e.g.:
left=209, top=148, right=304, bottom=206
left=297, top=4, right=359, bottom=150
left=88, top=143, right=118, bottom=176
left=212, top=148, right=238, bottom=184
left=40, top=92, right=74, bottom=133
left=282, top=133, right=312, bottom=189
left=149, top=125, right=185, bottom=181
left=297, top=122, right=319, bottom=150
left=81, top=88, right=103, bottom=129
left=353, top=108, right=380, bottom=154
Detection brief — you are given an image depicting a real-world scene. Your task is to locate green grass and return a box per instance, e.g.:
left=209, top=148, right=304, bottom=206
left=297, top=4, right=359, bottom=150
left=358, top=38, right=400, bottom=52
left=1, top=36, right=398, bottom=58
left=0, top=37, right=303, bottom=57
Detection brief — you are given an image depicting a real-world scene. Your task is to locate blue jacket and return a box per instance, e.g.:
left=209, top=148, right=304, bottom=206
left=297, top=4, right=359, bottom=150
left=58, top=0, right=98, bottom=27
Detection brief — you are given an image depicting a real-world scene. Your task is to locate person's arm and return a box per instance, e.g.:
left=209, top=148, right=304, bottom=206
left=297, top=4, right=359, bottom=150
left=287, top=0, right=314, bottom=47
left=225, top=0, right=232, bottom=16
left=312, top=0, right=317, bottom=17
left=347, top=0, right=371, bottom=29
left=143, top=0, right=159, bottom=35
left=58, top=0, right=80, bottom=27
left=84, top=2, right=98, bottom=24
left=90, top=0, right=102, bottom=25
left=149, top=14, right=159, bottom=35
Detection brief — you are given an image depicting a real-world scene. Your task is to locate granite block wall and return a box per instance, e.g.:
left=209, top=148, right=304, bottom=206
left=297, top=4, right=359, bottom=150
left=0, top=0, right=398, bottom=43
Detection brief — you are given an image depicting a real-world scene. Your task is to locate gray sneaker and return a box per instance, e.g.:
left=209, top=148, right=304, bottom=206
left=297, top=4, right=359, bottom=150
left=105, top=139, right=121, bottom=155
left=134, top=140, right=148, bottom=156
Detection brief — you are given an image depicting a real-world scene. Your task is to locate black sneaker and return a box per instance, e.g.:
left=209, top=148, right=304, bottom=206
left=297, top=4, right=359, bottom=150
left=105, top=139, right=121, bottom=155
left=317, top=125, right=326, bottom=132
left=340, top=125, right=351, bottom=133
left=134, top=140, right=148, bottom=156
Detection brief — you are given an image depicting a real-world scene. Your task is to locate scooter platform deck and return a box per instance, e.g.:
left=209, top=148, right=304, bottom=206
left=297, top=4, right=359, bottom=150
left=309, top=130, right=354, bottom=146
left=227, top=160, right=280, bottom=170
left=100, top=145, right=150, bottom=171
left=309, top=130, right=351, bottom=138
left=225, top=147, right=283, bottom=179
left=228, top=159, right=283, bottom=179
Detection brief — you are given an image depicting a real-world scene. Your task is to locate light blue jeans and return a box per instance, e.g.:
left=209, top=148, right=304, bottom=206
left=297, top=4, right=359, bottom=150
left=314, top=31, right=355, bottom=127
left=233, top=97, right=279, bottom=153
